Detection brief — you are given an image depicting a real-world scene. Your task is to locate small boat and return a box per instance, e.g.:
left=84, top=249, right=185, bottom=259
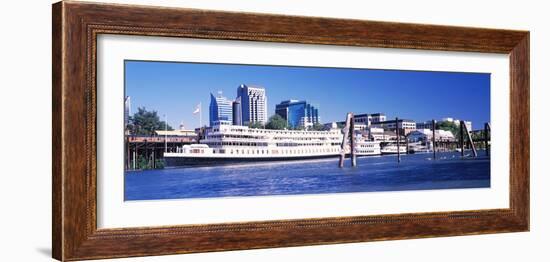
left=407, top=142, right=431, bottom=154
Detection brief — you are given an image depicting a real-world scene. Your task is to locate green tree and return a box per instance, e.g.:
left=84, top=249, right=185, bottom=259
left=471, top=130, right=488, bottom=141
left=155, top=159, right=165, bottom=169
left=290, top=125, right=305, bottom=131
left=129, top=107, right=173, bottom=135
left=248, top=121, right=264, bottom=129
left=436, top=120, right=475, bottom=141
left=265, top=114, right=288, bottom=130
left=137, top=155, right=150, bottom=170
left=436, top=121, right=460, bottom=138
left=309, top=123, right=326, bottom=131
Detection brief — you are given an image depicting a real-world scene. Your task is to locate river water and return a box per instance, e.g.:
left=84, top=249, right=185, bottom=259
left=124, top=151, right=490, bottom=201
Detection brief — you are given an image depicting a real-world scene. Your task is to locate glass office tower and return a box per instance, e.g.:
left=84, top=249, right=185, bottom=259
left=232, top=97, right=242, bottom=126
left=209, top=92, right=233, bottom=127
left=275, top=100, right=319, bottom=129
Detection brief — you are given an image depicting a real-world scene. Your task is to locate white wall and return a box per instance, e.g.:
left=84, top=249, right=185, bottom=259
left=0, top=0, right=547, bottom=261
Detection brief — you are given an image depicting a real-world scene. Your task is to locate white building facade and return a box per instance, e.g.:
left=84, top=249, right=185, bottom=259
left=408, top=129, right=456, bottom=142
left=236, top=84, right=268, bottom=126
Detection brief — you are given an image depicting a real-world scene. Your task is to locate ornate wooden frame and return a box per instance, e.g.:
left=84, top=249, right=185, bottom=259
left=52, top=1, right=530, bottom=261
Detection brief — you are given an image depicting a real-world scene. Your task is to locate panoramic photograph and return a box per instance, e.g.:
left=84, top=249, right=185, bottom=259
left=123, top=60, right=491, bottom=201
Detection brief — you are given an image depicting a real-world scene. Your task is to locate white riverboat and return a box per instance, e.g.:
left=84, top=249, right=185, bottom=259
left=164, top=122, right=345, bottom=166
left=380, top=143, right=407, bottom=155
left=354, top=140, right=381, bottom=156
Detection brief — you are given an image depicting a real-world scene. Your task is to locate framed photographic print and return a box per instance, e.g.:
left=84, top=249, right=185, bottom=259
left=52, top=1, right=529, bottom=261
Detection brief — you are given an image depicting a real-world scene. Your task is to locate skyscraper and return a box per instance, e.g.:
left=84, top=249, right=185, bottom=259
left=232, top=97, right=242, bottom=126
left=236, top=84, right=268, bottom=126
left=275, top=100, right=320, bottom=129
left=209, top=92, right=233, bottom=126
left=124, top=96, right=131, bottom=127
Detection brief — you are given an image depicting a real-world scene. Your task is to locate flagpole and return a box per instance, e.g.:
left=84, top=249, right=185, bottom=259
left=199, top=102, right=202, bottom=127
left=164, top=114, right=167, bottom=153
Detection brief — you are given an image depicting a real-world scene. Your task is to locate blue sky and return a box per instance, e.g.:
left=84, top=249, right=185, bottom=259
left=125, top=60, right=490, bottom=130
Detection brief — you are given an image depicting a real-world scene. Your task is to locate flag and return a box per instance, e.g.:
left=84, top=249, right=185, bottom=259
left=193, top=103, right=200, bottom=114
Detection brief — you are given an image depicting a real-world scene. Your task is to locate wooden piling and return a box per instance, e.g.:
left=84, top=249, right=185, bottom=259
left=125, top=136, right=130, bottom=170
left=460, top=121, right=464, bottom=157
left=134, top=143, right=137, bottom=169
left=462, top=121, right=477, bottom=157
left=483, top=123, right=489, bottom=156
left=145, top=140, right=149, bottom=168
left=432, top=119, right=436, bottom=160
left=350, top=114, right=357, bottom=167
left=339, top=113, right=352, bottom=168
left=396, top=117, right=401, bottom=163
left=405, top=134, right=409, bottom=155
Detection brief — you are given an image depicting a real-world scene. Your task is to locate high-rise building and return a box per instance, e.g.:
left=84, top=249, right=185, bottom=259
left=209, top=92, right=233, bottom=127
left=124, top=96, right=131, bottom=127
left=275, top=100, right=320, bottom=129
left=236, top=84, right=268, bottom=126
left=232, top=97, right=242, bottom=126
